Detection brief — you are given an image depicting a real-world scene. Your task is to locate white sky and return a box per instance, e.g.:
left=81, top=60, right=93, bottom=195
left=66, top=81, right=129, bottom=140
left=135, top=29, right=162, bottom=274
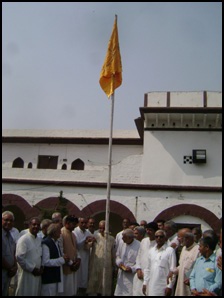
left=2, top=2, right=222, bottom=131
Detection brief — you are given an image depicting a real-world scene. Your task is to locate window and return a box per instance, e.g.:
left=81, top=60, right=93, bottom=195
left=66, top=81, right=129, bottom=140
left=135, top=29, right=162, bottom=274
left=37, top=155, right=58, bottom=169
left=27, top=162, right=33, bottom=169
left=12, top=157, right=24, bottom=168
left=71, top=158, right=84, bottom=170
left=61, top=163, right=67, bottom=170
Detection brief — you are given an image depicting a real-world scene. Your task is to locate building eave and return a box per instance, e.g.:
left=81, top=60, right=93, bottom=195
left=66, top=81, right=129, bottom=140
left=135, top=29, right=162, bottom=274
left=2, top=178, right=222, bottom=192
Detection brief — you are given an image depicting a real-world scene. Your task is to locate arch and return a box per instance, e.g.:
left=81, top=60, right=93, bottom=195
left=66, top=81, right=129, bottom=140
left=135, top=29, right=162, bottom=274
left=12, top=157, right=24, bottom=168
left=71, top=158, right=84, bottom=170
left=61, top=163, right=67, bottom=170
left=28, top=162, right=33, bottom=169
left=154, top=203, right=222, bottom=233
left=2, top=194, right=39, bottom=227
left=3, top=205, right=26, bottom=231
left=81, top=200, right=136, bottom=222
left=81, top=200, right=136, bottom=237
left=34, top=197, right=81, bottom=218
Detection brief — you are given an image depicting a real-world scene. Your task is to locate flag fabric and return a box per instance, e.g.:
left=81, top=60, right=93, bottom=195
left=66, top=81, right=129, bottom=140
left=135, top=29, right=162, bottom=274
left=99, top=15, right=122, bottom=98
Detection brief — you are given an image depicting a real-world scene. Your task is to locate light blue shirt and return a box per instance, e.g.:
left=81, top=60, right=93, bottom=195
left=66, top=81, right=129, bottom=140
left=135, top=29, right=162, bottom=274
left=189, top=253, right=222, bottom=294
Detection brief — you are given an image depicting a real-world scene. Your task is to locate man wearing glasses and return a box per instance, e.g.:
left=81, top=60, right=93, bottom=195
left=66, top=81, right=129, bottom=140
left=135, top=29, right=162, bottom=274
left=142, top=230, right=176, bottom=296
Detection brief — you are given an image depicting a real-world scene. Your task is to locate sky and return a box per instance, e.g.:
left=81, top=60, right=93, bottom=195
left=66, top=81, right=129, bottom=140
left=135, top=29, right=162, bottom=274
left=2, top=2, right=222, bottom=131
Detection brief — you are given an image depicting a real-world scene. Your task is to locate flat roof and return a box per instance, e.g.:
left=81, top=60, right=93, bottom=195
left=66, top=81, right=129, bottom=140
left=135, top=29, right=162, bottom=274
left=2, top=129, right=143, bottom=145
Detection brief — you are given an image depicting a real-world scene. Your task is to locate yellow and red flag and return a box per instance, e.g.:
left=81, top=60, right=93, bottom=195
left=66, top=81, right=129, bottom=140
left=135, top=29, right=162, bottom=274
left=99, top=15, right=122, bottom=98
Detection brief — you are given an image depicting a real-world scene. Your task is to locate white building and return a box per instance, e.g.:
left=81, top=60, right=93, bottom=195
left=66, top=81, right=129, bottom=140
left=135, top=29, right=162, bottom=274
left=2, top=91, right=222, bottom=236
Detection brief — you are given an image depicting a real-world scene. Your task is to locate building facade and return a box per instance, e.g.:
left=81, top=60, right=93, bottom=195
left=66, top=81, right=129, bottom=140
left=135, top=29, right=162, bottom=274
left=2, top=91, right=222, bottom=236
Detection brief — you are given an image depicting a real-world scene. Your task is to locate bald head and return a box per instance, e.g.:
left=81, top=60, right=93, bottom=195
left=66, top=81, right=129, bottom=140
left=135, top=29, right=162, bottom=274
left=177, top=228, right=192, bottom=246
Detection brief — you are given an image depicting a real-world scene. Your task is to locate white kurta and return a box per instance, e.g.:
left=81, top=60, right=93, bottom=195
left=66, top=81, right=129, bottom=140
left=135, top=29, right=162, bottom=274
left=114, top=239, right=140, bottom=296
left=15, top=232, right=42, bottom=296
left=115, top=230, right=123, bottom=252
left=174, top=243, right=199, bottom=296
left=41, top=239, right=65, bottom=296
left=73, top=226, right=92, bottom=288
left=143, top=243, right=176, bottom=296
left=133, top=238, right=156, bottom=296
left=167, top=234, right=179, bottom=249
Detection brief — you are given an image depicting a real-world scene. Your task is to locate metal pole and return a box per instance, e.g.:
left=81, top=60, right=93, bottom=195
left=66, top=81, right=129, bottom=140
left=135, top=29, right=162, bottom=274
left=102, top=91, right=115, bottom=296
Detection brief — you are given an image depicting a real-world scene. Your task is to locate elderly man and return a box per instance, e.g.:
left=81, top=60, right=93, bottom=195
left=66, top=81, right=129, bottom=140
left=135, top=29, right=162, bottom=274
left=172, top=232, right=200, bottom=296
left=114, top=228, right=140, bottom=296
left=115, top=218, right=131, bottom=252
left=15, top=217, right=43, bottom=296
left=41, top=223, right=70, bottom=296
left=2, top=211, right=18, bottom=296
left=143, top=229, right=177, bottom=296
left=133, top=226, right=146, bottom=242
left=133, top=222, right=158, bottom=296
left=164, top=220, right=179, bottom=249
left=73, top=217, right=94, bottom=296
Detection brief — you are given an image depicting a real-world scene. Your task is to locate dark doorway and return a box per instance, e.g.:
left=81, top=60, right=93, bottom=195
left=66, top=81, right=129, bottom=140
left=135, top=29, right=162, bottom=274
left=93, top=212, right=123, bottom=238
left=37, top=155, right=58, bottom=169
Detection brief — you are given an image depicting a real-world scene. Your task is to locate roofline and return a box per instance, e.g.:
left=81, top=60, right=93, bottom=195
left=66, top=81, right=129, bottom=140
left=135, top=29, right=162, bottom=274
left=2, top=178, right=221, bottom=192
left=2, top=136, right=143, bottom=145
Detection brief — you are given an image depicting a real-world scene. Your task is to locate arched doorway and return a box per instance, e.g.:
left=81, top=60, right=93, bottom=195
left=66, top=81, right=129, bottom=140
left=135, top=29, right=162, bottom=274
left=93, top=212, right=123, bottom=238
left=34, top=196, right=81, bottom=219
left=154, top=203, right=221, bottom=233
left=2, top=194, right=39, bottom=231
left=81, top=200, right=136, bottom=237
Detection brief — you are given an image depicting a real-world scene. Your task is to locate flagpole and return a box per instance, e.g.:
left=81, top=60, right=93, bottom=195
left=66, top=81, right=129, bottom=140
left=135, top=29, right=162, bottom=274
left=102, top=78, right=115, bottom=296
left=100, top=15, right=122, bottom=294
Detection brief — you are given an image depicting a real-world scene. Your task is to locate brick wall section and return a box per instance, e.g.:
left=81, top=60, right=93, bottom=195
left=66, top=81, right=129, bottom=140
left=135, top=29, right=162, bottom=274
left=154, top=203, right=222, bottom=233
left=2, top=195, right=135, bottom=221
left=2, top=194, right=39, bottom=218
left=35, top=197, right=82, bottom=218
left=3, top=195, right=221, bottom=232
left=81, top=200, right=136, bottom=222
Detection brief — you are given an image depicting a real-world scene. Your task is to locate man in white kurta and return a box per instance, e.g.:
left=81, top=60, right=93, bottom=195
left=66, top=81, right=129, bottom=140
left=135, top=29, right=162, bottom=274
left=114, top=229, right=140, bottom=296
left=133, top=222, right=158, bottom=296
left=143, top=230, right=176, bottom=296
left=173, top=232, right=199, bottom=296
left=115, top=218, right=131, bottom=252
left=15, top=218, right=43, bottom=296
left=73, top=217, right=93, bottom=295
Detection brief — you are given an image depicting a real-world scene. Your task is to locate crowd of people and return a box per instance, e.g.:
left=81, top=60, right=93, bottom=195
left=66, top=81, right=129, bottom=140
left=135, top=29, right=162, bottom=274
left=2, top=211, right=222, bottom=296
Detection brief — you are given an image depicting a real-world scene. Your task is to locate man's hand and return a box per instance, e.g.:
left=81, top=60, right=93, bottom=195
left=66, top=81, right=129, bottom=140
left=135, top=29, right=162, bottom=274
left=217, top=255, right=222, bottom=271
left=32, top=267, right=42, bottom=276
left=142, top=285, right=147, bottom=296
left=184, top=278, right=190, bottom=285
left=191, top=289, right=201, bottom=296
left=165, top=288, right=172, bottom=296
left=199, top=289, right=217, bottom=296
left=7, top=265, right=17, bottom=278
left=137, top=269, right=143, bottom=279
left=70, top=258, right=81, bottom=272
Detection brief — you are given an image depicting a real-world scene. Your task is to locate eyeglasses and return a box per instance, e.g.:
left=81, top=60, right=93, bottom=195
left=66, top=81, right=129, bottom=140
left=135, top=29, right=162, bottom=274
left=155, top=235, right=165, bottom=239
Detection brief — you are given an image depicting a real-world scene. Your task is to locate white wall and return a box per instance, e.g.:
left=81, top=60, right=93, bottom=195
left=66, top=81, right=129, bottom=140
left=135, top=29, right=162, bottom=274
left=2, top=182, right=222, bottom=226
left=2, top=143, right=143, bottom=183
left=142, top=131, right=222, bottom=186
